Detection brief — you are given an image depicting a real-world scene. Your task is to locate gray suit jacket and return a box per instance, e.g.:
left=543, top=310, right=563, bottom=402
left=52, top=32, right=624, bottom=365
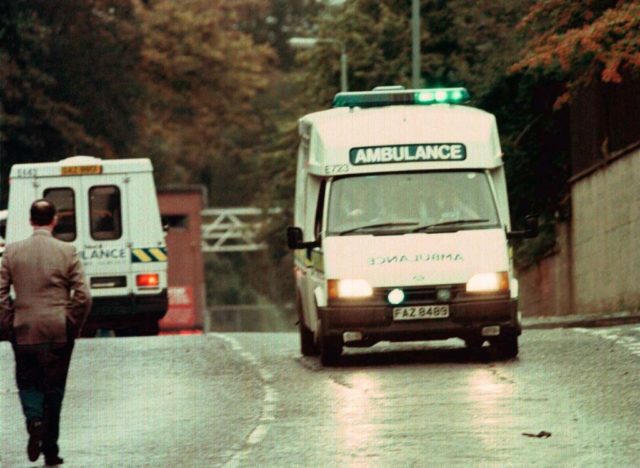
left=0, top=228, right=92, bottom=344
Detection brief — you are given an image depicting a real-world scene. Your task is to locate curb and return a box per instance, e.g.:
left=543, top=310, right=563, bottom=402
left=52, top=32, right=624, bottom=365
left=522, top=311, right=640, bottom=330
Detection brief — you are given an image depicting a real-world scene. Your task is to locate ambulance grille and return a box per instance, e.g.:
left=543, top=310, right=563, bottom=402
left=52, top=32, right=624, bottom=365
left=374, top=285, right=466, bottom=304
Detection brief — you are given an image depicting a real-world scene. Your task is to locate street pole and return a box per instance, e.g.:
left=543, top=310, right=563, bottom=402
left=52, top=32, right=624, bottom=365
left=340, top=45, right=348, bottom=92
left=411, top=0, right=421, bottom=88
left=289, top=37, right=348, bottom=93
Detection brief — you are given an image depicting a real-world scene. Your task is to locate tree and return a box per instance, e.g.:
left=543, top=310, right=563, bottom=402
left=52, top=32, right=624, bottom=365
left=132, top=0, right=275, bottom=205
left=0, top=0, right=142, bottom=206
left=511, top=0, right=640, bottom=108
left=290, top=0, right=531, bottom=107
left=493, top=0, right=640, bottom=264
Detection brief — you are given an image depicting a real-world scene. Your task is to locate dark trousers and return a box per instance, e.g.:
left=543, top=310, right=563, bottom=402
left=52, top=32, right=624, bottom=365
left=12, top=339, right=75, bottom=458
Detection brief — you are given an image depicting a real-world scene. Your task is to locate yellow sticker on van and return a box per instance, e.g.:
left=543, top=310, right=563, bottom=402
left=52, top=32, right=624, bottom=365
left=61, top=165, right=103, bottom=175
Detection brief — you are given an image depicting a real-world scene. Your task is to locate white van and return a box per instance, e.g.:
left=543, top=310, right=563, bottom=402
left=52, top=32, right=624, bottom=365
left=6, top=156, right=168, bottom=336
left=0, top=209, right=6, bottom=257
left=287, top=87, right=537, bottom=365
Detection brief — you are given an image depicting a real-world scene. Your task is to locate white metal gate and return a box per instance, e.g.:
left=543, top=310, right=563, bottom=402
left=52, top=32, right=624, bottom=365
left=200, top=207, right=280, bottom=253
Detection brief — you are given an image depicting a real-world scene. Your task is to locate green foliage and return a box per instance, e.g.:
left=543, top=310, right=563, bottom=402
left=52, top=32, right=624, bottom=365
left=205, top=255, right=258, bottom=306
left=293, top=0, right=532, bottom=108
left=232, top=0, right=324, bottom=70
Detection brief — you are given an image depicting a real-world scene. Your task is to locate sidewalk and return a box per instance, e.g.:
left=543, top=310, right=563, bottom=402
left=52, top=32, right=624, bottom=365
left=522, top=310, right=640, bottom=330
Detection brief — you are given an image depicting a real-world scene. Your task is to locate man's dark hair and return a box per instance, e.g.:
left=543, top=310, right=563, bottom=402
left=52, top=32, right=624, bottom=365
left=30, top=199, right=57, bottom=226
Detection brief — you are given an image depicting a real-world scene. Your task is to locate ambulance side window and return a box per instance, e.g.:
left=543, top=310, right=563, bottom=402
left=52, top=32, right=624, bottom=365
left=44, top=188, right=76, bottom=242
left=314, top=181, right=326, bottom=239
left=89, top=186, right=122, bottom=240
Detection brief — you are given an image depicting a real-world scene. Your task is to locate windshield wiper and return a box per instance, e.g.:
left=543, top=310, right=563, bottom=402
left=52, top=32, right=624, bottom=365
left=411, top=219, right=490, bottom=233
left=338, top=222, right=419, bottom=235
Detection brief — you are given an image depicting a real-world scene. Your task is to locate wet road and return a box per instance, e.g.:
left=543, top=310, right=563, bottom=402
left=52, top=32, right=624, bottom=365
left=1, top=325, right=639, bottom=467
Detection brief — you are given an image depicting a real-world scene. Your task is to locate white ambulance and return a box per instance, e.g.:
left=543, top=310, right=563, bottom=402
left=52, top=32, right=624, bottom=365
left=6, top=156, right=168, bottom=336
left=287, top=87, right=537, bottom=365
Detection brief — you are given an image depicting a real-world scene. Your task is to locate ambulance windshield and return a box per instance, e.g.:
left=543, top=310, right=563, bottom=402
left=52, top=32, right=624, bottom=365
left=327, top=171, right=500, bottom=235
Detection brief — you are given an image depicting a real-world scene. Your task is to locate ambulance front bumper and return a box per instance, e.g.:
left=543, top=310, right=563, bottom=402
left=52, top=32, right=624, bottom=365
left=319, top=298, right=519, bottom=343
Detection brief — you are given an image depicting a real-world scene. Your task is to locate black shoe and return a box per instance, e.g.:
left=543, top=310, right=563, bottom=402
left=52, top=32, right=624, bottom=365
left=26, top=419, right=43, bottom=462
left=45, top=454, right=64, bottom=466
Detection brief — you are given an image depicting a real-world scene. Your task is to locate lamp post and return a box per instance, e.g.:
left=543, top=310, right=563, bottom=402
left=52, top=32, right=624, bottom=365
left=288, top=37, right=348, bottom=92
left=411, top=0, right=421, bottom=88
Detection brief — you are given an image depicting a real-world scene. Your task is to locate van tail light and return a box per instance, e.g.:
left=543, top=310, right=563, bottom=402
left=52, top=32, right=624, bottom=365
left=136, top=273, right=159, bottom=288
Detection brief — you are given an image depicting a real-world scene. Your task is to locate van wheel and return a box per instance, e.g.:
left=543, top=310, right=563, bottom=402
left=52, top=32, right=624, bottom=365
left=297, top=294, right=319, bottom=356
left=492, top=335, right=518, bottom=360
left=320, top=334, right=342, bottom=366
left=115, top=327, right=136, bottom=337
left=138, top=321, right=160, bottom=336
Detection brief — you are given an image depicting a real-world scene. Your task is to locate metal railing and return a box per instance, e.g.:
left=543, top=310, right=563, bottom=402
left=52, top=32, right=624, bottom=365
left=200, top=207, right=281, bottom=253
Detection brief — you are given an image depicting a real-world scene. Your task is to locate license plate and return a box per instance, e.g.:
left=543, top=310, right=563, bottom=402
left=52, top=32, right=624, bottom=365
left=393, top=305, right=450, bottom=320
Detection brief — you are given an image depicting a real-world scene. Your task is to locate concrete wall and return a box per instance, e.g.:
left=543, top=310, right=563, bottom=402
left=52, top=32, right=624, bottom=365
left=571, top=148, right=640, bottom=314
left=518, top=147, right=640, bottom=316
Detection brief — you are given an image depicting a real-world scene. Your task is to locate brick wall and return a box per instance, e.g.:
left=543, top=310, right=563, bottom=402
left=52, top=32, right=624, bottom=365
left=517, top=222, right=573, bottom=316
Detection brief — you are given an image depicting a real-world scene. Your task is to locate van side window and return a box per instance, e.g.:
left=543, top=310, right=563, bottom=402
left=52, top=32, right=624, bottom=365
left=90, top=186, right=122, bottom=240
left=44, top=188, right=76, bottom=242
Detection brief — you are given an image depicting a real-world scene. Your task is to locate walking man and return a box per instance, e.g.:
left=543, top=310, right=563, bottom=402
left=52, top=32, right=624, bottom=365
left=0, top=199, right=91, bottom=466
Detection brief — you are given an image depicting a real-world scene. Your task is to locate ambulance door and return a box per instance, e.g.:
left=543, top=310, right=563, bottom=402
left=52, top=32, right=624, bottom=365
left=43, top=182, right=83, bottom=251
left=301, top=180, right=326, bottom=334
left=79, top=177, right=130, bottom=297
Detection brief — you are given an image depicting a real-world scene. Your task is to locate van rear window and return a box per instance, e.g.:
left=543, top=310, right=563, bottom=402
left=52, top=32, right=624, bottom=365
left=44, top=188, right=76, bottom=242
left=90, top=186, right=122, bottom=240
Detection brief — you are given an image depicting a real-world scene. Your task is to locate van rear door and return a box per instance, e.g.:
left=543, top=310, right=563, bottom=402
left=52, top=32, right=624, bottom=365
left=81, top=178, right=130, bottom=296
left=43, top=175, right=131, bottom=298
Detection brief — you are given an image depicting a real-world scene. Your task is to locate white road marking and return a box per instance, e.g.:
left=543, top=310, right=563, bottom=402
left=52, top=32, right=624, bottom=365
left=211, top=334, right=279, bottom=468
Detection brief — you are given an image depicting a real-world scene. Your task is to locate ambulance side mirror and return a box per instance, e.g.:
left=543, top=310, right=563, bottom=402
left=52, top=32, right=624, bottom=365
left=507, top=215, right=538, bottom=240
left=524, top=215, right=539, bottom=237
left=286, top=226, right=319, bottom=250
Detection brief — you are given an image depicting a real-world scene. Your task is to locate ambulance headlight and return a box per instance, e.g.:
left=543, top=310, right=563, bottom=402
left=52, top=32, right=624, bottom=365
left=328, top=279, right=373, bottom=299
left=465, top=272, right=509, bottom=293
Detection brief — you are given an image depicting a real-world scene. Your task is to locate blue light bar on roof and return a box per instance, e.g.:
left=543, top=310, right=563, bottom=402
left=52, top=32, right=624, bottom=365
left=332, top=87, right=470, bottom=108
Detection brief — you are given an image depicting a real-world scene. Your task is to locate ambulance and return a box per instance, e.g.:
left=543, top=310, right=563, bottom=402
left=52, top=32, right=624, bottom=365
left=6, top=156, right=168, bottom=336
left=287, top=87, right=537, bottom=365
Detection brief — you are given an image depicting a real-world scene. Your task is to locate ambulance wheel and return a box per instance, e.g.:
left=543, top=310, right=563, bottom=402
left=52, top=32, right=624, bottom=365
left=299, top=320, right=319, bottom=356
left=492, top=334, right=519, bottom=360
left=320, top=334, right=342, bottom=366
left=297, top=293, right=319, bottom=356
left=464, top=338, right=484, bottom=355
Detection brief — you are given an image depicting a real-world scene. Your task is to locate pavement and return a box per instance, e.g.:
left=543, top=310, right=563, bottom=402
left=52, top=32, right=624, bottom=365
left=522, top=310, right=640, bottom=330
